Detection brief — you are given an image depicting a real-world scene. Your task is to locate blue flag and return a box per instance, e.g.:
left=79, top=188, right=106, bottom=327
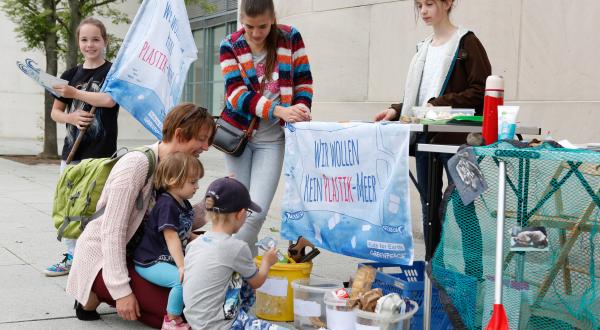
left=281, top=122, right=414, bottom=265
left=103, top=0, right=197, bottom=139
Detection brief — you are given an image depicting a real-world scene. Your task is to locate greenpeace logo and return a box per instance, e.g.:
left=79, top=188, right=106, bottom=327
left=369, top=250, right=406, bottom=259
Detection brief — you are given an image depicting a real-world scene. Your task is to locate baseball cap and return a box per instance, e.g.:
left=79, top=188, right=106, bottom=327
left=204, top=177, right=262, bottom=213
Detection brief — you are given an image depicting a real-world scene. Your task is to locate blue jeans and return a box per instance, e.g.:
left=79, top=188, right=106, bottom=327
left=225, top=141, right=285, bottom=256
left=135, top=262, right=183, bottom=316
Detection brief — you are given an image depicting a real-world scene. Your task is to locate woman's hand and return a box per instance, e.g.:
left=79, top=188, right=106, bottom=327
left=273, top=105, right=311, bottom=123
left=53, top=84, right=79, bottom=99
left=116, top=293, right=141, bottom=321
left=373, top=108, right=397, bottom=122
left=68, top=109, right=94, bottom=129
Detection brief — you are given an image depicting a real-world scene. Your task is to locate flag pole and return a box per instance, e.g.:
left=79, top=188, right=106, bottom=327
left=65, top=106, right=97, bottom=164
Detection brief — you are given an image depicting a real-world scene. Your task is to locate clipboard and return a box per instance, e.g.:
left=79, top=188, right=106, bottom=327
left=17, top=58, right=69, bottom=97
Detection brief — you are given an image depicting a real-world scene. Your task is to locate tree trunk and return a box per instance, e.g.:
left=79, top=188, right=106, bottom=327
left=41, top=0, right=59, bottom=159
left=67, top=0, right=81, bottom=69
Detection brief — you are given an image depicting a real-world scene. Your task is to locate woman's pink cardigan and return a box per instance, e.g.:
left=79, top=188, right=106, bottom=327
left=66, top=143, right=205, bottom=304
left=67, top=142, right=205, bottom=305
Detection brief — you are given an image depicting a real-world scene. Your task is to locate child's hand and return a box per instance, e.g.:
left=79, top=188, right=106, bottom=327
left=68, top=109, right=94, bottom=129
left=263, top=247, right=278, bottom=267
left=178, top=266, right=185, bottom=283
left=53, top=84, right=79, bottom=99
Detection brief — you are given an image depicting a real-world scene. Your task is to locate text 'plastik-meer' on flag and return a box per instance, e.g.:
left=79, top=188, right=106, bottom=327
left=304, top=138, right=377, bottom=204
left=137, top=2, right=182, bottom=86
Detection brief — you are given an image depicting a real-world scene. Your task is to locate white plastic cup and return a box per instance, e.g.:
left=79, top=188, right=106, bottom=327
left=292, top=278, right=342, bottom=329
left=325, top=291, right=356, bottom=330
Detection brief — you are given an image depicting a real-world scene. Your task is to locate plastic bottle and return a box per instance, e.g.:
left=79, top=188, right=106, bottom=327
left=482, top=75, right=504, bottom=145
left=255, top=237, right=289, bottom=263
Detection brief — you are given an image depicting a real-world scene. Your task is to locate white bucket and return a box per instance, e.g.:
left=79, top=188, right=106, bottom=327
left=292, top=278, right=342, bottom=329
left=324, top=291, right=356, bottom=330
left=354, top=300, right=419, bottom=330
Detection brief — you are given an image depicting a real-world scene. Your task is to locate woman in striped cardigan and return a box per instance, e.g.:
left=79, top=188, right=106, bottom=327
left=219, top=0, right=313, bottom=255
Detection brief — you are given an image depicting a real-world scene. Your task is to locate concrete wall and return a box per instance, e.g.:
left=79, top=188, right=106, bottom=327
left=274, top=0, right=600, bottom=143
left=1, top=0, right=598, bottom=144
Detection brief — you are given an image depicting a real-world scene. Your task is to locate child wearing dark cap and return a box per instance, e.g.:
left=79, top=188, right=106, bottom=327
left=182, top=177, right=282, bottom=330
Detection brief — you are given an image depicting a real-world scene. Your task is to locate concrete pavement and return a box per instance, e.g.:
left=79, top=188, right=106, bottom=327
left=0, top=138, right=425, bottom=329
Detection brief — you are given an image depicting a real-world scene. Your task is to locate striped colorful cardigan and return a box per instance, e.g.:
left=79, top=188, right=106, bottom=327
left=219, top=24, right=313, bottom=130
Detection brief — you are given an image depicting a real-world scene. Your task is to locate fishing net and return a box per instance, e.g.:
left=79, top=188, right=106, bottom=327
left=431, top=141, right=600, bottom=329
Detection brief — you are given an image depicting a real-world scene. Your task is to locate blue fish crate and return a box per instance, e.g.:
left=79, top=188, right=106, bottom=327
left=359, top=261, right=453, bottom=330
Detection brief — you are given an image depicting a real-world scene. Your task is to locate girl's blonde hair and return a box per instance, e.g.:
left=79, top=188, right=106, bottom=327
left=414, top=0, right=455, bottom=18
left=154, top=152, right=204, bottom=191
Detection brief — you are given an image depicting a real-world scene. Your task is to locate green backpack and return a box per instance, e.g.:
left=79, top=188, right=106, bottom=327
left=52, top=147, right=156, bottom=241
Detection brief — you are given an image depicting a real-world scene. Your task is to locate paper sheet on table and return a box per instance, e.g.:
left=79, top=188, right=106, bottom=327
left=16, top=58, right=68, bottom=97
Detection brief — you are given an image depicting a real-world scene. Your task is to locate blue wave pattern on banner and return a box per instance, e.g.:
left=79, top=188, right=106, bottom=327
left=281, top=122, right=414, bottom=265
left=102, top=0, right=197, bottom=139
left=105, top=79, right=165, bottom=138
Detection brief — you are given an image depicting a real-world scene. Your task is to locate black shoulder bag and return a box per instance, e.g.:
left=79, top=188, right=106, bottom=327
left=213, top=62, right=265, bottom=157
left=212, top=116, right=257, bottom=157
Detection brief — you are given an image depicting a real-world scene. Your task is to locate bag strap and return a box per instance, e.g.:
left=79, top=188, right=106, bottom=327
left=244, top=68, right=267, bottom=136
left=246, top=117, right=258, bottom=137
left=225, top=59, right=263, bottom=136
left=57, top=147, right=156, bottom=240
left=97, top=146, right=155, bottom=213
left=56, top=217, right=75, bottom=241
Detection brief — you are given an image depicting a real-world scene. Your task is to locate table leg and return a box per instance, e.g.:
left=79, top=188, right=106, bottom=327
left=426, top=153, right=443, bottom=260
left=424, top=151, right=444, bottom=330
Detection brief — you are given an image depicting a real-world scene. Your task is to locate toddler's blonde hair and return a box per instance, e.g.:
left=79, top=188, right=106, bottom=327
left=154, top=152, right=204, bottom=191
left=204, top=196, right=239, bottom=225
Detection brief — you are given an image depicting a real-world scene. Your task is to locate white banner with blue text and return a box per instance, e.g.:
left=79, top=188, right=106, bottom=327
left=103, top=0, right=197, bottom=139
left=281, top=121, right=413, bottom=265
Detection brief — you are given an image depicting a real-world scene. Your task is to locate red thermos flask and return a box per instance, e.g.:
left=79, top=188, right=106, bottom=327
left=482, top=75, right=504, bottom=145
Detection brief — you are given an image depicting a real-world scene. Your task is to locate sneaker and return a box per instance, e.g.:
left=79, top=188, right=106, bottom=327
left=44, top=253, right=73, bottom=277
left=161, top=315, right=191, bottom=330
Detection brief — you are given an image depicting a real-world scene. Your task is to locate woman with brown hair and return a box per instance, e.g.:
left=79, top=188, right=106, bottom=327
left=66, top=103, right=215, bottom=328
left=219, top=0, right=313, bottom=256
